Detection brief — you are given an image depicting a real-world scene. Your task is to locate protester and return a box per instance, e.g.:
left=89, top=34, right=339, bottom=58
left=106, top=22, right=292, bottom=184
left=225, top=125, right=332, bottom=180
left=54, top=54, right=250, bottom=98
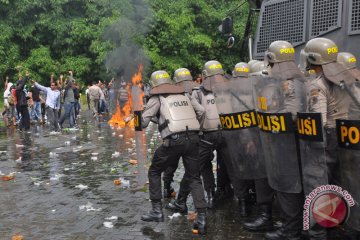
left=4, top=80, right=16, bottom=127
left=88, top=81, right=101, bottom=117
left=16, top=71, right=31, bottom=131
left=59, top=71, right=76, bottom=128
left=32, top=80, right=61, bottom=132
left=29, top=81, right=42, bottom=124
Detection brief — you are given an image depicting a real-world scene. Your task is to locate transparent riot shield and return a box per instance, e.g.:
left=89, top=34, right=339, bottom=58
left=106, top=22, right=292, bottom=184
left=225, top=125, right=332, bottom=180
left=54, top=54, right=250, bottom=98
left=298, top=77, right=329, bottom=197
left=212, top=76, right=266, bottom=179
left=254, top=76, right=305, bottom=193
left=337, top=81, right=360, bottom=231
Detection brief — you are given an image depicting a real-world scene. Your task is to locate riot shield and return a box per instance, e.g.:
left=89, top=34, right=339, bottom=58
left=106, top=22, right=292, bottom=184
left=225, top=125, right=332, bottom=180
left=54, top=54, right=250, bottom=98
left=254, top=76, right=305, bottom=193
left=337, top=81, right=360, bottom=231
left=212, top=76, right=266, bottom=179
left=298, top=77, right=328, bottom=197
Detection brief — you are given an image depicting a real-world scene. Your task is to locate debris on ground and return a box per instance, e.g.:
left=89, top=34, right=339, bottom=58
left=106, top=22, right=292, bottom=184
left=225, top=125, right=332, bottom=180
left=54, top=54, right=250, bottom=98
left=105, top=216, right=118, bottom=220
left=50, top=173, right=64, bottom=181
left=75, top=184, right=89, bottom=190
left=111, top=151, right=120, bottom=158
left=2, top=175, right=15, bottom=181
left=168, top=213, right=181, bottom=219
left=103, top=222, right=114, bottom=228
left=129, top=159, right=138, bottom=165
left=79, top=202, right=102, bottom=212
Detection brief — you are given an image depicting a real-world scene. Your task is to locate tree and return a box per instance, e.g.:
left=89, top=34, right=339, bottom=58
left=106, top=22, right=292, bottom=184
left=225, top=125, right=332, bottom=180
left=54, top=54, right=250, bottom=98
left=143, top=0, right=249, bottom=76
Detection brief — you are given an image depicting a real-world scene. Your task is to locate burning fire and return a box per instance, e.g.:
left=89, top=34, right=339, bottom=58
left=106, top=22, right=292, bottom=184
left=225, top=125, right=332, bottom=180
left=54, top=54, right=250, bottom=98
left=108, top=65, right=144, bottom=128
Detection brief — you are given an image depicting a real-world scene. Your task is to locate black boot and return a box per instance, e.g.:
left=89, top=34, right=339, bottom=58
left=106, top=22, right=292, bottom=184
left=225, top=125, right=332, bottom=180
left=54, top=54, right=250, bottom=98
left=265, top=227, right=301, bottom=240
left=163, top=183, right=175, bottom=199
left=141, top=201, right=164, bottom=222
left=192, top=210, right=207, bottom=235
left=239, top=198, right=248, bottom=217
left=244, top=204, right=273, bottom=231
left=206, top=189, right=216, bottom=209
left=264, top=228, right=286, bottom=240
left=165, top=194, right=188, bottom=214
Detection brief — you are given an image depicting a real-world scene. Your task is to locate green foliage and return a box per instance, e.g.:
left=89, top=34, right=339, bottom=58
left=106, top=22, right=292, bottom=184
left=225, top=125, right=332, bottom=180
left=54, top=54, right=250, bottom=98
left=0, top=0, right=250, bottom=86
left=0, top=0, right=129, bottom=84
left=143, top=0, right=249, bottom=76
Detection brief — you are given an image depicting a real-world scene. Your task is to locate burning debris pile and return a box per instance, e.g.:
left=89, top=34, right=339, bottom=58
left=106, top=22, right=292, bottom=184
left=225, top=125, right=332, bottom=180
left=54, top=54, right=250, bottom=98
left=108, top=65, right=145, bottom=128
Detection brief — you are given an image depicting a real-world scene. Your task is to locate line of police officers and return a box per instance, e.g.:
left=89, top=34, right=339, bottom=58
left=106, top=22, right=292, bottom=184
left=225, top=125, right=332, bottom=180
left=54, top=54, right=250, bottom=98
left=133, top=37, right=360, bottom=239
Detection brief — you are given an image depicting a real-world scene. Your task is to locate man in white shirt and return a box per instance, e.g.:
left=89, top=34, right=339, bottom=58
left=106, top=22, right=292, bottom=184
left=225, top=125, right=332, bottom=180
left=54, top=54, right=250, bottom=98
left=32, top=80, right=61, bottom=132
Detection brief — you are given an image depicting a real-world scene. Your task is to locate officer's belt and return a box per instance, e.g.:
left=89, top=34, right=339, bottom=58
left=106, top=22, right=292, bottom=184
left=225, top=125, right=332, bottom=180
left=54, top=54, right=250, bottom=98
left=165, top=131, right=198, bottom=140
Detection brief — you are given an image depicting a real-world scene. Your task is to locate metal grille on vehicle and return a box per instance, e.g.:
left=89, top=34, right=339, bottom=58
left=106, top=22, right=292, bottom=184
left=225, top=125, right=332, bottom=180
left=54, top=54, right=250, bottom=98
left=349, top=0, right=360, bottom=34
left=254, top=0, right=306, bottom=57
left=309, top=0, right=342, bottom=37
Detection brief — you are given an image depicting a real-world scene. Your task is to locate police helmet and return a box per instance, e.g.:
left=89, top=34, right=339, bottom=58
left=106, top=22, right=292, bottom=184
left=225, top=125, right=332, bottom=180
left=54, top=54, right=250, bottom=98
left=150, top=70, right=172, bottom=87
left=337, top=52, right=357, bottom=70
left=303, top=38, right=338, bottom=65
left=233, top=62, right=250, bottom=77
left=202, top=60, right=225, bottom=78
left=173, top=68, right=193, bottom=83
left=265, top=41, right=295, bottom=63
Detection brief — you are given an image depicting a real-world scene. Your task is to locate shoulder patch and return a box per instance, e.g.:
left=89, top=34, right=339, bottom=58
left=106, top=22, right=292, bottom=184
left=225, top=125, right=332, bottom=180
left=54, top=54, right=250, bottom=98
left=310, top=89, right=320, bottom=97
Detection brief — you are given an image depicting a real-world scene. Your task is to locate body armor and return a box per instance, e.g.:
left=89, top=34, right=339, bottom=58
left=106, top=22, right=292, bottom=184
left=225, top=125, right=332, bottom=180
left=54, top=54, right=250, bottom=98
left=159, top=94, right=200, bottom=135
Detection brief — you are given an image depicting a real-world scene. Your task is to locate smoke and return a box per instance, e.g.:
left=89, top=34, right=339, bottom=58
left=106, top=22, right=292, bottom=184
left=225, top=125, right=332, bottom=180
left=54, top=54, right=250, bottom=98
left=104, top=0, right=151, bottom=83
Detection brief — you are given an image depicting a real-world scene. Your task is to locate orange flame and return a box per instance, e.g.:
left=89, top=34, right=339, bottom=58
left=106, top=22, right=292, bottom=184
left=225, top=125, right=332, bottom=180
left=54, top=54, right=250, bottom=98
left=108, top=65, right=144, bottom=128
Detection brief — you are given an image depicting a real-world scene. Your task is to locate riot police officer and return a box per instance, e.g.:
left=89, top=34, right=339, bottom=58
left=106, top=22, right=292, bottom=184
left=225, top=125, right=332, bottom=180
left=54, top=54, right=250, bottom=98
left=337, top=52, right=360, bottom=238
left=162, top=68, right=199, bottom=198
left=337, top=52, right=360, bottom=119
left=243, top=61, right=275, bottom=232
left=254, top=41, right=305, bottom=239
left=199, top=60, right=251, bottom=216
left=139, top=70, right=207, bottom=234
left=302, top=39, right=356, bottom=239
left=166, top=64, right=232, bottom=212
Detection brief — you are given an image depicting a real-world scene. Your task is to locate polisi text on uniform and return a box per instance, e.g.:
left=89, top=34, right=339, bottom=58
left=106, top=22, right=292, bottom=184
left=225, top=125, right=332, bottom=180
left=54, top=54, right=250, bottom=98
left=169, top=101, right=189, bottom=108
left=207, top=99, right=215, bottom=104
left=156, top=73, right=170, bottom=79
left=348, top=57, right=357, bottom=63
left=235, top=67, right=250, bottom=73
left=340, top=125, right=360, bottom=144
left=209, top=64, right=222, bottom=69
left=178, top=70, right=191, bottom=76
left=257, top=113, right=287, bottom=132
left=298, top=118, right=317, bottom=136
left=327, top=46, right=338, bottom=54
left=220, top=111, right=257, bottom=130
left=280, top=47, right=295, bottom=54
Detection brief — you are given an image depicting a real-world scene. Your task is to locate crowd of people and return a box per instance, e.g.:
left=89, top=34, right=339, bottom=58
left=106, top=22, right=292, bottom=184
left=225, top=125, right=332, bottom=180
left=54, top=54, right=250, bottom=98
left=2, top=70, right=116, bottom=132
left=137, top=37, right=360, bottom=240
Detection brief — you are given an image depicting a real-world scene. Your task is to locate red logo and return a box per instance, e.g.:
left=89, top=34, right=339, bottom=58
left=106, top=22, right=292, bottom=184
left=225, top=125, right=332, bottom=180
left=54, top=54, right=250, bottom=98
left=312, top=193, right=348, bottom=228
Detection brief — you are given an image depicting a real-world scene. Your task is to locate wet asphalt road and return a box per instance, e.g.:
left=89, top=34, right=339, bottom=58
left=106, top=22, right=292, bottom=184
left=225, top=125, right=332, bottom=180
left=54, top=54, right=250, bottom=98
left=0, top=111, right=268, bottom=240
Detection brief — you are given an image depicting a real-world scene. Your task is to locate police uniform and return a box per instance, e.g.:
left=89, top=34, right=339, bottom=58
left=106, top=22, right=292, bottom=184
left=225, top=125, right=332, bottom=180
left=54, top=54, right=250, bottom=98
left=199, top=61, right=250, bottom=214
left=302, top=39, right=356, bottom=239
left=162, top=68, right=200, bottom=199
left=243, top=62, right=275, bottom=231
left=256, top=41, right=305, bottom=240
left=140, top=70, right=207, bottom=235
